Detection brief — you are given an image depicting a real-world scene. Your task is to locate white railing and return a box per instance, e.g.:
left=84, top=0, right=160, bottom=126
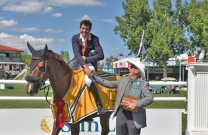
left=0, top=80, right=187, bottom=101
left=0, top=96, right=187, bottom=101
left=0, top=80, right=50, bottom=84
left=0, top=80, right=187, bottom=86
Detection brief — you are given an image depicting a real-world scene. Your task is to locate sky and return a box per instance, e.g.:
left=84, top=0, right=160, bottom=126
left=0, top=0, right=135, bottom=61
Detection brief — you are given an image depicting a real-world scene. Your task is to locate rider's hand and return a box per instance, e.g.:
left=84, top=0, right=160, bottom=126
left=83, top=64, right=93, bottom=77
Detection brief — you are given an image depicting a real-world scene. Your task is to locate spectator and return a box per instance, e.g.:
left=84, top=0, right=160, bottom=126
left=91, top=60, right=153, bottom=135
left=198, top=49, right=204, bottom=62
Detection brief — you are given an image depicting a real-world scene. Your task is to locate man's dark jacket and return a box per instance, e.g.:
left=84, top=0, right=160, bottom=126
left=72, top=33, right=104, bottom=71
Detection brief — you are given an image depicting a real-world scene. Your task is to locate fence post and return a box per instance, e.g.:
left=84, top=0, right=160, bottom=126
left=186, top=63, right=208, bottom=135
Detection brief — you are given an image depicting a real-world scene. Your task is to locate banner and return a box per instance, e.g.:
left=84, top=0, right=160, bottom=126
left=0, top=109, right=184, bottom=135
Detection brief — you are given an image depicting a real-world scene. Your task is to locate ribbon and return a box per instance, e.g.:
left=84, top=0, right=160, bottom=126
left=56, top=99, right=65, bottom=128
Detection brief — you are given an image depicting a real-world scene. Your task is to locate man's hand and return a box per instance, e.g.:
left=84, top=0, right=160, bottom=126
left=82, top=56, right=86, bottom=61
left=83, top=64, right=94, bottom=77
left=126, top=102, right=137, bottom=110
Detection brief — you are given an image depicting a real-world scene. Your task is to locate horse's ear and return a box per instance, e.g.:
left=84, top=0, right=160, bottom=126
left=27, top=42, right=35, bottom=53
left=43, top=44, right=48, bottom=54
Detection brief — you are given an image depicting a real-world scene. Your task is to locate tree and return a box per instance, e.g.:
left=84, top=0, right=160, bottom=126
left=114, top=0, right=188, bottom=78
left=114, top=0, right=151, bottom=55
left=97, top=61, right=103, bottom=70
left=59, top=50, right=70, bottom=63
left=183, top=0, right=208, bottom=61
left=19, top=52, right=31, bottom=65
left=146, top=0, right=188, bottom=78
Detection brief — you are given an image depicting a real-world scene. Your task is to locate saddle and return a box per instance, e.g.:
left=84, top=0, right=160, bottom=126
left=120, top=94, right=140, bottom=113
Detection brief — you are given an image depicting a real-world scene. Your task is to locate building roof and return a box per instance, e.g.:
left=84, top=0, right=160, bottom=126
left=0, top=44, right=24, bottom=52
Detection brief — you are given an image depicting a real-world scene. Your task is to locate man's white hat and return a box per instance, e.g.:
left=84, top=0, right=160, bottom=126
left=127, top=60, right=146, bottom=80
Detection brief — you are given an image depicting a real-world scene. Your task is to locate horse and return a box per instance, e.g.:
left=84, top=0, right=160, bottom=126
left=25, top=42, right=119, bottom=135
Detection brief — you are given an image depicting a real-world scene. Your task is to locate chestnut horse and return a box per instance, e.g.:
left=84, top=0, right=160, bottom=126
left=25, top=42, right=119, bottom=135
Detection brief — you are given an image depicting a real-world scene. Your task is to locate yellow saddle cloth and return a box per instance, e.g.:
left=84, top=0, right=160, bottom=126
left=50, top=70, right=120, bottom=123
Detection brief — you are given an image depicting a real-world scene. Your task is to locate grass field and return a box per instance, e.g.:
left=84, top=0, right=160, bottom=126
left=0, top=84, right=187, bottom=131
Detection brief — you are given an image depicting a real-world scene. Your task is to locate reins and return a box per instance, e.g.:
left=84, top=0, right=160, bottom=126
left=39, top=71, right=71, bottom=105
left=40, top=85, right=53, bottom=105
left=27, top=54, right=72, bottom=105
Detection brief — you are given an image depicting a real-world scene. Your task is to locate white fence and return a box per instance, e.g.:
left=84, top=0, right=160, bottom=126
left=3, top=64, right=208, bottom=135
left=0, top=80, right=187, bottom=101
left=0, top=81, right=187, bottom=102
left=0, top=80, right=187, bottom=135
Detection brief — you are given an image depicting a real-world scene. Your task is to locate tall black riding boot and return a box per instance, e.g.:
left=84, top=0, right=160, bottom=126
left=89, top=82, right=105, bottom=116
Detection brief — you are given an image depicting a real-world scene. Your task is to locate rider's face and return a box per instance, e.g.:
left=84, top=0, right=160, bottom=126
left=80, top=24, right=90, bottom=38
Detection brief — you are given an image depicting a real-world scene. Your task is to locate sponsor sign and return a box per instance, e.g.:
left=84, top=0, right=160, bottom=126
left=0, top=109, right=184, bottom=135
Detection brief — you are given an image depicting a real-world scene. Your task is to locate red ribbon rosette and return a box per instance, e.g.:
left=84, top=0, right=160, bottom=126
left=55, top=99, right=65, bottom=128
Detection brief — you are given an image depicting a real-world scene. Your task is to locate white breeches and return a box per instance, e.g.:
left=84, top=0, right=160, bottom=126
left=85, top=63, right=95, bottom=87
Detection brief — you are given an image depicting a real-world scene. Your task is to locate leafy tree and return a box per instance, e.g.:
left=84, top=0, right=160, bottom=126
left=60, top=50, right=70, bottom=63
left=19, top=52, right=31, bottom=65
left=146, top=0, right=188, bottom=77
left=114, top=0, right=151, bottom=55
left=97, top=61, right=103, bottom=70
left=114, top=0, right=188, bottom=78
left=105, top=55, right=119, bottom=70
left=183, top=0, right=208, bottom=61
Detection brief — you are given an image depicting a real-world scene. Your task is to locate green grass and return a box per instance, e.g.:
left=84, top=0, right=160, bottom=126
left=0, top=84, right=53, bottom=108
left=0, top=84, right=187, bottom=131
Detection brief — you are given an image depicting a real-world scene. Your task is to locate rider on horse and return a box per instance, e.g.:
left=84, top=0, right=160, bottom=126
left=71, top=20, right=105, bottom=116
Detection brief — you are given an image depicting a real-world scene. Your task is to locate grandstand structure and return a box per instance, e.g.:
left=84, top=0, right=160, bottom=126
left=0, top=44, right=25, bottom=80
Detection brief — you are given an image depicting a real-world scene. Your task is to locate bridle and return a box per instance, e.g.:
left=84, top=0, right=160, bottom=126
left=26, top=55, right=51, bottom=89
left=26, top=53, right=72, bottom=104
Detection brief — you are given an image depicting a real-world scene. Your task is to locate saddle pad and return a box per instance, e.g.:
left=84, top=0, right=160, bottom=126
left=51, top=70, right=118, bottom=123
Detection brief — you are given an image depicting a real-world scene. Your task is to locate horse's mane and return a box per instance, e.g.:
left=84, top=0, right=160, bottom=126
left=47, top=50, right=66, bottom=63
left=47, top=50, right=71, bottom=71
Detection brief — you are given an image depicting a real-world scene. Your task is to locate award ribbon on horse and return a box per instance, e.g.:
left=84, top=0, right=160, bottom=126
left=56, top=99, right=65, bottom=128
left=120, top=94, right=140, bottom=113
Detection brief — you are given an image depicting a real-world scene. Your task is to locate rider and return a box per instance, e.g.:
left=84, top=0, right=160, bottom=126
left=71, top=20, right=105, bottom=116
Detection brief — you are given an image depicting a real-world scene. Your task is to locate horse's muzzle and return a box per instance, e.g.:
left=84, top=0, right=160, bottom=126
left=25, top=82, right=40, bottom=96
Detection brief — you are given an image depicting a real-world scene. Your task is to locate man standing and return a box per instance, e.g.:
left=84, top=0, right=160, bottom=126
left=71, top=20, right=105, bottom=115
left=91, top=60, right=153, bottom=135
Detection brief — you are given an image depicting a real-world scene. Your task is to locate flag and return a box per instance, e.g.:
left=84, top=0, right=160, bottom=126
left=126, top=51, right=133, bottom=57
left=119, top=52, right=125, bottom=56
left=137, top=30, right=144, bottom=57
left=119, top=62, right=126, bottom=68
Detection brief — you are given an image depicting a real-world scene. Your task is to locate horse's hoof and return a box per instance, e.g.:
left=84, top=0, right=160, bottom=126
left=82, top=117, right=94, bottom=122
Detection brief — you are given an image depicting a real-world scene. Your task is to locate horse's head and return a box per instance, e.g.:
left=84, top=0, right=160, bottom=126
left=25, top=42, right=50, bottom=96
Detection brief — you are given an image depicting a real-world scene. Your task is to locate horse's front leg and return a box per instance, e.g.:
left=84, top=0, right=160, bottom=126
left=100, top=112, right=112, bottom=135
left=51, top=122, right=61, bottom=135
left=69, top=122, right=81, bottom=135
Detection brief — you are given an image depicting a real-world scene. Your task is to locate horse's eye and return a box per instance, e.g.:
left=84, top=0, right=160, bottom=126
left=39, top=67, right=45, bottom=72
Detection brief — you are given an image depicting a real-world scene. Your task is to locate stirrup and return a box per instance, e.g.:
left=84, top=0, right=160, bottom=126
left=97, top=107, right=105, bottom=116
